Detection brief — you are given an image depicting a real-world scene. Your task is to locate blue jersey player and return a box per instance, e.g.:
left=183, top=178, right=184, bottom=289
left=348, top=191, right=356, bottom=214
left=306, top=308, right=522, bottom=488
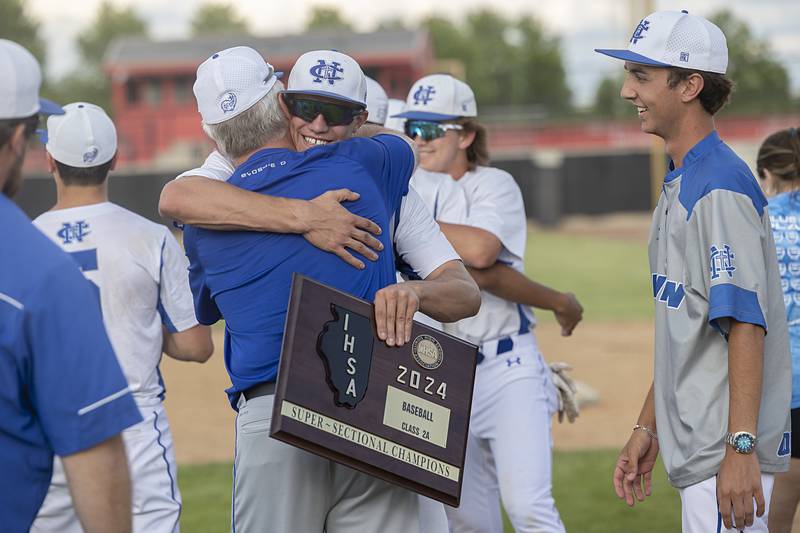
left=0, top=39, right=142, bottom=533
left=597, top=11, right=791, bottom=532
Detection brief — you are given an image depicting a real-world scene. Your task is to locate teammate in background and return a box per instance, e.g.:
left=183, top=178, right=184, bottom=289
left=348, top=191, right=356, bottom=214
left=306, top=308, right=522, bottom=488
left=183, top=47, right=479, bottom=533
left=755, top=127, right=800, bottom=533
left=30, top=103, right=213, bottom=533
left=394, top=73, right=577, bottom=532
left=385, top=98, right=407, bottom=133
left=365, top=76, right=389, bottom=126
left=597, top=11, right=791, bottom=532
left=0, top=39, right=141, bottom=533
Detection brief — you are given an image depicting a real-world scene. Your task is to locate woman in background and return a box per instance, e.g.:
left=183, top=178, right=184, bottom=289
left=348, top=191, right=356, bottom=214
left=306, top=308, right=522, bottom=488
left=758, top=126, right=800, bottom=533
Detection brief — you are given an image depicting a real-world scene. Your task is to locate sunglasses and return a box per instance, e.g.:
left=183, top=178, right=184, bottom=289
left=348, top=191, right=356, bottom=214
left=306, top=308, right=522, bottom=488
left=284, top=95, right=364, bottom=126
left=404, top=121, right=463, bottom=141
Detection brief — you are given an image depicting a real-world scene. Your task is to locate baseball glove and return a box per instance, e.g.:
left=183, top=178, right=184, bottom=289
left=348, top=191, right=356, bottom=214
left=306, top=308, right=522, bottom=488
left=549, top=362, right=579, bottom=424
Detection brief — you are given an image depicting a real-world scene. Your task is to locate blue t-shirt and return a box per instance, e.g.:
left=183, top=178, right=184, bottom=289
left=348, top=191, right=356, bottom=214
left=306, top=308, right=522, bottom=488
left=184, top=135, right=414, bottom=407
left=769, top=191, right=800, bottom=408
left=0, top=194, right=142, bottom=531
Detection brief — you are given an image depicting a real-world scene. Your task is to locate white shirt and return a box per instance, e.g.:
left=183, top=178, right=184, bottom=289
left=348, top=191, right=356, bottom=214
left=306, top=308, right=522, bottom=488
left=177, top=146, right=460, bottom=280
left=34, top=202, right=198, bottom=407
left=412, top=166, right=535, bottom=345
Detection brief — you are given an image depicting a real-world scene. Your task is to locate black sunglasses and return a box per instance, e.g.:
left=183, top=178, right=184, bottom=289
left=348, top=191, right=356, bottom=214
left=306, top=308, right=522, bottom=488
left=284, top=95, right=364, bottom=126
left=404, top=120, right=463, bottom=141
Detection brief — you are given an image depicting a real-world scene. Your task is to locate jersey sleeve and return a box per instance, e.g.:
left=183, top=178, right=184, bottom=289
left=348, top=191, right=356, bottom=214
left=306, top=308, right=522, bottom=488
left=174, top=150, right=235, bottom=182
left=27, top=264, right=142, bottom=456
left=462, top=170, right=527, bottom=260
left=394, top=187, right=461, bottom=279
left=432, top=176, right=468, bottom=224
left=182, top=227, right=222, bottom=326
left=157, top=229, right=200, bottom=332
left=687, top=189, right=770, bottom=332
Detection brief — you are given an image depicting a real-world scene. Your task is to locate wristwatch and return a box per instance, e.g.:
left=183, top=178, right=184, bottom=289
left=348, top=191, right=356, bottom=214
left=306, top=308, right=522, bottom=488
left=725, top=431, right=757, bottom=454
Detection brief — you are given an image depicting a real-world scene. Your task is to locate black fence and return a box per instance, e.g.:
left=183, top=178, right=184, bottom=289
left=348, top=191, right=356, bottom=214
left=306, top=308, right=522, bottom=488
left=17, top=150, right=653, bottom=226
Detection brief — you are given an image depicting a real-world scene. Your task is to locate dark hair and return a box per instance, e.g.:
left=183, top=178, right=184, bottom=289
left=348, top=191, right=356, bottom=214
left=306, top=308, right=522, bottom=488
left=757, top=127, right=800, bottom=182
left=667, top=68, right=734, bottom=115
left=0, top=114, right=39, bottom=149
left=54, top=158, right=114, bottom=186
left=455, top=118, right=489, bottom=169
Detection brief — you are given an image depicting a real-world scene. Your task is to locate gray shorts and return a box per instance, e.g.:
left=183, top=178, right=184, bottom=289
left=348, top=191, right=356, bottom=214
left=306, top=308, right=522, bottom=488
left=233, top=392, right=431, bottom=533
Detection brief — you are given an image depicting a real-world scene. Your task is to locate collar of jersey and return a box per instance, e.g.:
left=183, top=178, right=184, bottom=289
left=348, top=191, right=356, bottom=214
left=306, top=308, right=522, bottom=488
left=663, top=130, right=722, bottom=183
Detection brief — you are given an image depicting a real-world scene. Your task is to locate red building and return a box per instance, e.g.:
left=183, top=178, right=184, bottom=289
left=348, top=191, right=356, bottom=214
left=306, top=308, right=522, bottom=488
left=103, top=29, right=434, bottom=167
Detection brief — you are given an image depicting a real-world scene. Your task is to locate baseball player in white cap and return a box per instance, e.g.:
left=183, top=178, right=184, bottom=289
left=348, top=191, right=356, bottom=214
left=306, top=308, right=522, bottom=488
left=365, top=76, right=389, bottom=126
left=0, top=40, right=142, bottom=533
left=394, top=73, right=584, bottom=532
left=30, top=102, right=213, bottom=533
left=597, top=10, right=791, bottom=532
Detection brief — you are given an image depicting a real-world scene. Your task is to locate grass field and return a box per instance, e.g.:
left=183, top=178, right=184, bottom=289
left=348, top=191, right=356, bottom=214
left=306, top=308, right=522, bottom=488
left=179, top=450, right=681, bottom=532
left=525, top=225, right=653, bottom=322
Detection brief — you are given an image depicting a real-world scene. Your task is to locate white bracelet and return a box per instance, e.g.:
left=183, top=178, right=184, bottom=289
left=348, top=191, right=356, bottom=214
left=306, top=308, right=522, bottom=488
left=633, top=424, right=658, bottom=441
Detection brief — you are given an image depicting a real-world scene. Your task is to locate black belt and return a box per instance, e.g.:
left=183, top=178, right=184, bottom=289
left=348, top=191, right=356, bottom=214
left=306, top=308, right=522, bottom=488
left=242, top=381, right=276, bottom=401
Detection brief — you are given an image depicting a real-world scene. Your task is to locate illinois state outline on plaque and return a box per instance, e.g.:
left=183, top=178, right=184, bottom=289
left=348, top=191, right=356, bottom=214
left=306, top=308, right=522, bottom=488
left=316, top=304, right=375, bottom=408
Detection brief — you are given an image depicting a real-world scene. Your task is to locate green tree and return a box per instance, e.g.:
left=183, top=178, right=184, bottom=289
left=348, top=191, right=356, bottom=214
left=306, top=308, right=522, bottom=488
left=305, top=7, right=352, bottom=32
left=190, top=3, right=248, bottom=36
left=591, top=75, right=631, bottom=119
left=709, top=9, right=792, bottom=114
left=0, top=0, right=45, bottom=64
left=422, top=10, right=571, bottom=114
left=45, top=1, right=147, bottom=115
left=77, top=1, right=146, bottom=65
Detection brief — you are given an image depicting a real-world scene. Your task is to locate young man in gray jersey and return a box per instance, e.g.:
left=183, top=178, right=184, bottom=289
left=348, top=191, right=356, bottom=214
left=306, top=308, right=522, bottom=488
left=597, top=11, right=791, bottom=532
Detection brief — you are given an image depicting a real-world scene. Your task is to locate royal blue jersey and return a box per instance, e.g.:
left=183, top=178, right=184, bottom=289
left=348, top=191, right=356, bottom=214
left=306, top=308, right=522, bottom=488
left=0, top=194, right=141, bottom=531
left=184, top=135, right=414, bottom=407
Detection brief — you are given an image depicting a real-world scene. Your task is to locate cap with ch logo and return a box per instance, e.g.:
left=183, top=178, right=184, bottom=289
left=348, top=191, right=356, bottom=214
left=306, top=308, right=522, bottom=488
left=365, top=76, right=388, bottom=125
left=393, top=74, right=477, bottom=121
left=595, top=10, right=728, bottom=74
left=282, top=50, right=367, bottom=108
left=0, top=39, right=63, bottom=119
left=46, top=102, right=117, bottom=168
left=193, top=46, right=282, bottom=125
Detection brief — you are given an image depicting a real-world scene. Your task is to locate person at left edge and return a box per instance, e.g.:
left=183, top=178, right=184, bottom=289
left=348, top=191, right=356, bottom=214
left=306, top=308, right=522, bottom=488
left=0, top=39, right=142, bottom=533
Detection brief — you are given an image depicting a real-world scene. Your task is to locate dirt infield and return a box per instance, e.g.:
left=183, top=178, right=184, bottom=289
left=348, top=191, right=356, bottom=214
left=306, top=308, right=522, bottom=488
left=161, top=319, right=654, bottom=464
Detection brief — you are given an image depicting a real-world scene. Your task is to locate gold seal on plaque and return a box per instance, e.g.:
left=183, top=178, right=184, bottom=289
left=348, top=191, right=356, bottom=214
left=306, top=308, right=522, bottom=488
left=412, top=334, right=444, bottom=370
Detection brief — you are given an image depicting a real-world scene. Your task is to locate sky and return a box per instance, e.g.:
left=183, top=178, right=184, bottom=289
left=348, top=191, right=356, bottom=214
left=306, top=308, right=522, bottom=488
left=28, top=0, right=800, bottom=107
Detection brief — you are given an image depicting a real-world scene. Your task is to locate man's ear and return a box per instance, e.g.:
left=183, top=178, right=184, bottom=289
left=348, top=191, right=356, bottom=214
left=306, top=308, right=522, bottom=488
left=458, top=129, right=477, bottom=151
left=109, top=152, right=118, bottom=171
left=278, top=93, right=291, bottom=120
left=46, top=152, right=56, bottom=174
left=351, top=111, right=368, bottom=133
left=680, top=72, right=705, bottom=104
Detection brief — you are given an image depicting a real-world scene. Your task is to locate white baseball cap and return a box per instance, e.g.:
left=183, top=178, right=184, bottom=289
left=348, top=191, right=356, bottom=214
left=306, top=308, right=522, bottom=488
left=595, top=10, right=728, bottom=74
left=393, top=74, right=477, bottom=121
left=365, top=77, right=388, bottom=125
left=193, top=46, right=282, bottom=125
left=45, top=102, right=117, bottom=168
left=282, top=50, right=367, bottom=108
left=0, top=39, right=63, bottom=119
left=384, top=99, right=406, bottom=133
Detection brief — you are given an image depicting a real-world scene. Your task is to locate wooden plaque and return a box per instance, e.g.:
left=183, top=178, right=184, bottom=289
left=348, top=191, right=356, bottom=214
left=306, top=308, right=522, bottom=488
left=270, top=274, right=477, bottom=507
